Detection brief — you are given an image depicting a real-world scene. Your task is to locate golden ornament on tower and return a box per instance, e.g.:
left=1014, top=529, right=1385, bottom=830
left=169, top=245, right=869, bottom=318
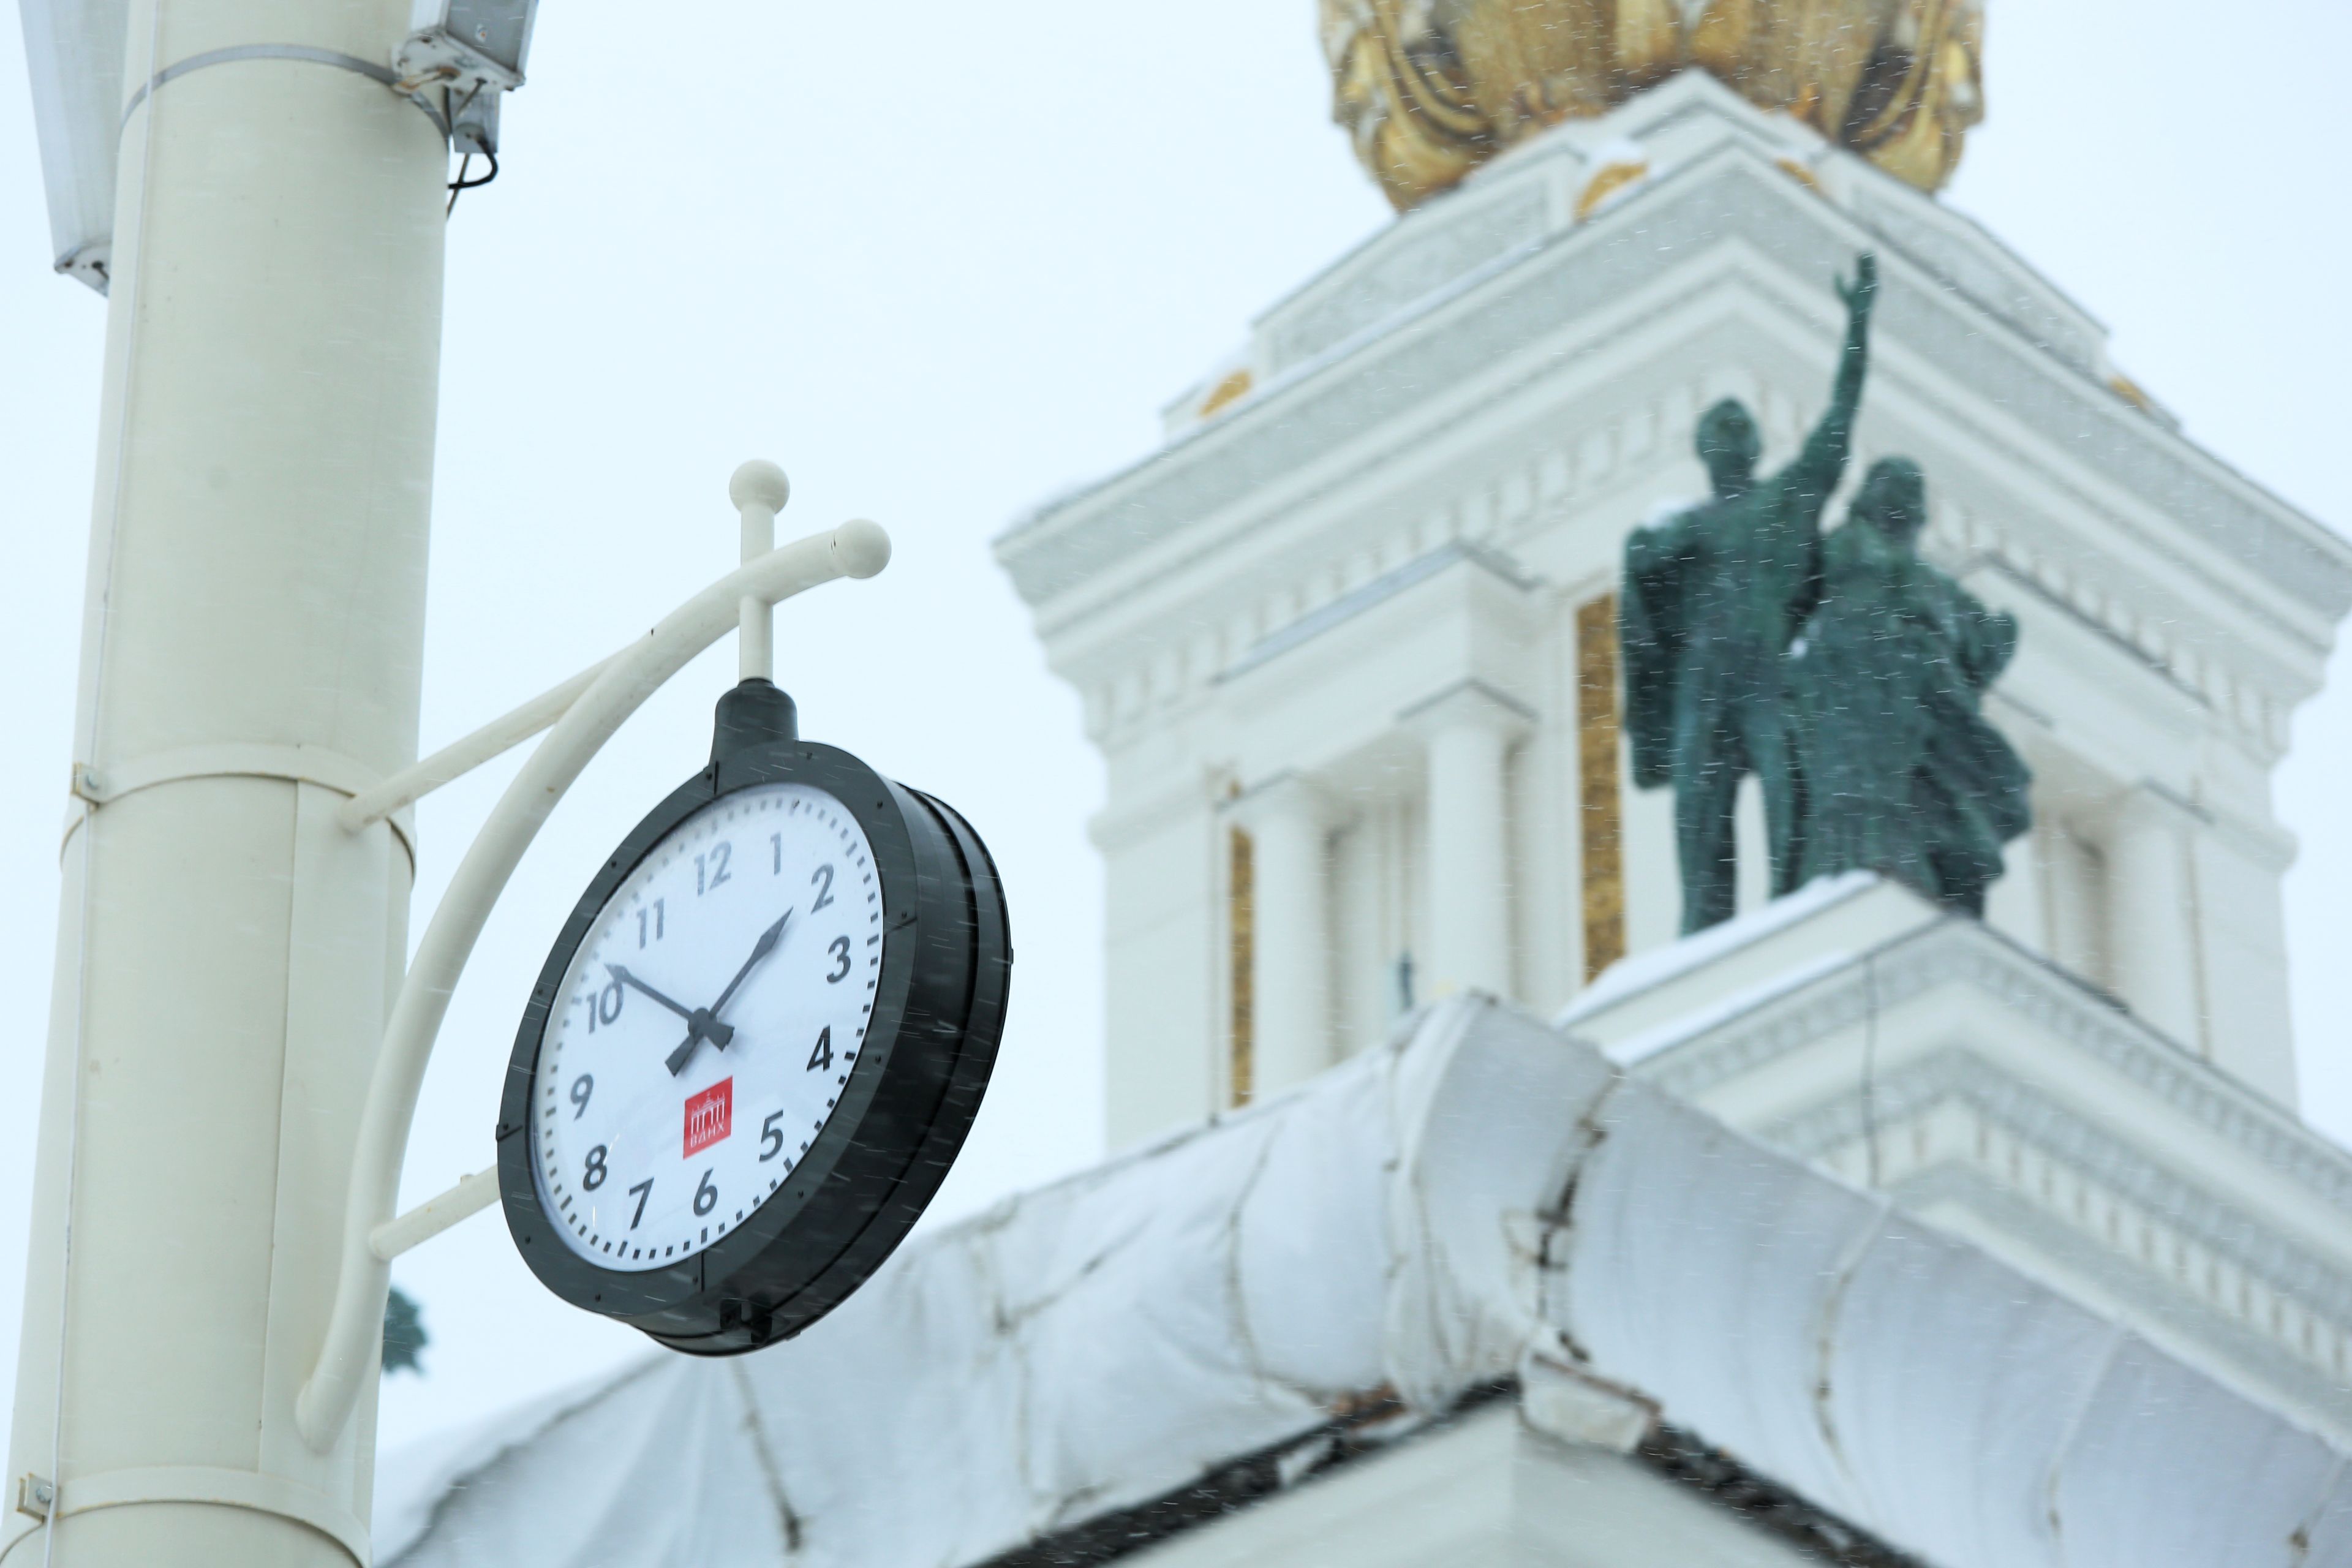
left=1321, top=0, right=1985, bottom=209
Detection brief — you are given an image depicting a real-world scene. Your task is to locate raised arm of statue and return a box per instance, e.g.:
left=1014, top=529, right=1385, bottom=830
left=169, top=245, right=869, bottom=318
left=1783, top=253, right=1878, bottom=510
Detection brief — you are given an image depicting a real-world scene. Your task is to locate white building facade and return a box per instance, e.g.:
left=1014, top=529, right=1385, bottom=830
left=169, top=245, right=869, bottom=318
left=995, top=71, right=2348, bottom=1144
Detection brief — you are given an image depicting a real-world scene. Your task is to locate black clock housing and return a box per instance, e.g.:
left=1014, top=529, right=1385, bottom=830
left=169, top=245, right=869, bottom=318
left=496, top=680, right=1010, bottom=1354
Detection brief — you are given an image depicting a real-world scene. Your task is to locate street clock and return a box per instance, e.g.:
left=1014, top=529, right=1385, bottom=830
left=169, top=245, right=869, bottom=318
left=496, top=679, right=1009, bottom=1354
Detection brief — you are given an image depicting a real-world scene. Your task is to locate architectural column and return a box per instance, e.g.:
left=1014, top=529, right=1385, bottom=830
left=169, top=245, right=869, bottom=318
left=1233, top=776, right=1336, bottom=1099
left=2105, top=786, right=2205, bottom=1050
left=2188, top=824, right=2299, bottom=1107
left=2043, top=818, right=2109, bottom=987
left=1408, top=685, right=1529, bottom=1000
left=1096, top=785, right=1224, bottom=1148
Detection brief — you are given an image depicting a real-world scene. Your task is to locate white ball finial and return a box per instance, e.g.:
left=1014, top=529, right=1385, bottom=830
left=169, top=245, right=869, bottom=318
left=832, top=519, right=892, bottom=579
left=729, top=460, right=791, bottom=514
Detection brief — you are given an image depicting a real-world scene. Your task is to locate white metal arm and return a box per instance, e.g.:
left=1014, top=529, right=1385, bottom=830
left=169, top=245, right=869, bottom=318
left=337, top=463, right=795, bottom=835
left=368, top=1166, right=500, bottom=1261
left=295, top=516, right=890, bottom=1450
left=337, top=657, right=613, bottom=833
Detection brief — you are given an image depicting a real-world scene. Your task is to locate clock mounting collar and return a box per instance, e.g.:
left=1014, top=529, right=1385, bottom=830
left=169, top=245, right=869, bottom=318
left=712, top=677, right=797, bottom=762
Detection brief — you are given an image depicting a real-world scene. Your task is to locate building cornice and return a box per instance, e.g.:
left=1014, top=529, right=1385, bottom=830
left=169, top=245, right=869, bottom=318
left=997, top=138, right=2349, bottom=632
left=1599, top=915, right=2352, bottom=1431
left=1630, top=918, right=2352, bottom=1223
left=1771, top=1046, right=2352, bottom=1322
left=1218, top=541, right=1537, bottom=685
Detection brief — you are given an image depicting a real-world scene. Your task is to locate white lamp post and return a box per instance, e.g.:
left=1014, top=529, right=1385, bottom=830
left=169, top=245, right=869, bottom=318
left=4, top=0, right=451, bottom=1556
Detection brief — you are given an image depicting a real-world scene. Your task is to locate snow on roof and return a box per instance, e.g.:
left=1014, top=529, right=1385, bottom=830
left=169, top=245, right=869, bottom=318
left=1594, top=948, right=1856, bottom=1067
left=1556, top=869, right=1880, bottom=1029
left=379, top=996, right=2352, bottom=1568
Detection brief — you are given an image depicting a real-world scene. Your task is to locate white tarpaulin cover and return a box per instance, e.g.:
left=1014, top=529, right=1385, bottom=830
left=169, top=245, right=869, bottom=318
left=378, top=997, right=2352, bottom=1567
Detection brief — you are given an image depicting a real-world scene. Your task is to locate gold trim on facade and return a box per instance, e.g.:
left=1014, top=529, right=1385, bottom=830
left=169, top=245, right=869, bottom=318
left=1576, top=595, right=1627, bottom=984
left=1228, top=827, right=1256, bottom=1107
left=1776, top=156, right=1825, bottom=192
left=1321, top=0, right=1985, bottom=211
left=1575, top=158, right=1652, bottom=222
left=1200, top=368, right=1256, bottom=420
left=2108, top=372, right=2155, bottom=415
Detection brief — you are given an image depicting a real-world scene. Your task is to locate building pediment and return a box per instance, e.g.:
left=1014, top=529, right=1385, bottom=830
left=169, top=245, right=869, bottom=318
left=998, top=75, right=2348, bottom=665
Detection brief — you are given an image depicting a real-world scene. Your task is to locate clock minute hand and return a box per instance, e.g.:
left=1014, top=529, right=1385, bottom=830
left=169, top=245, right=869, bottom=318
left=709, top=909, right=793, bottom=1020
left=664, top=910, right=792, bottom=1077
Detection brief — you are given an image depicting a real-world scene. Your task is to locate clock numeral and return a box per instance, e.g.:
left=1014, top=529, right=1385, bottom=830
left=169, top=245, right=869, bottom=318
left=582, top=1144, right=609, bottom=1191
left=810, top=863, right=835, bottom=911
left=696, top=842, right=733, bottom=895
left=584, top=978, right=622, bottom=1033
left=570, top=1074, right=594, bottom=1119
left=627, top=1178, right=653, bottom=1229
left=807, top=1026, right=834, bottom=1073
left=693, top=1169, right=718, bottom=1217
left=826, top=935, right=851, bottom=983
left=771, top=832, right=783, bottom=875
left=637, top=899, right=665, bottom=948
left=759, top=1112, right=785, bottom=1162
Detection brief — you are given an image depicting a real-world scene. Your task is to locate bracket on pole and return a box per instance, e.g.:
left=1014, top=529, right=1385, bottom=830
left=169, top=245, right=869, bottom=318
left=296, top=466, right=889, bottom=1451
left=369, top=1167, right=499, bottom=1261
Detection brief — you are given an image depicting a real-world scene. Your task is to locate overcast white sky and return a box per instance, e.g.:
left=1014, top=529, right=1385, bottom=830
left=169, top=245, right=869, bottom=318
left=1, top=0, right=2346, bottom=1458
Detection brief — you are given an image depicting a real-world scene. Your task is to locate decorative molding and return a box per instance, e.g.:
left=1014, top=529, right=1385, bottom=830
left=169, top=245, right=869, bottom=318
left=1638, top=920, right=2352, bottom=1221
left=998, top=145, right=2350, bottom=631
left=1618, top=918, right=2352, bottom=1403
left=1227, top=771, right=1346, bottom=834
left=1220, top=541, right=1536, bottom=686
left=1023, top=168, right=2321, bottom=769
left=1395, top=678, right=1539, bottom=735
left=1770, top=1047, right=2352, bottom=1325
left=1264, top=182, right=1552, bottom=374
left=1890, top=1158, right=2352, bottom=1438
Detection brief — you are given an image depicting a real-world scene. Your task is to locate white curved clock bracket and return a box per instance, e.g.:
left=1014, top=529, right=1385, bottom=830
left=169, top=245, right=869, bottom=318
left=295, top=489, right=891, bottom=1452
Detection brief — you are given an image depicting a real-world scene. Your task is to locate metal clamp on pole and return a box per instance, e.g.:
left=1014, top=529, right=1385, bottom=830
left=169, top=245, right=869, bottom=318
left=296, top=477, right=888, bottom=1452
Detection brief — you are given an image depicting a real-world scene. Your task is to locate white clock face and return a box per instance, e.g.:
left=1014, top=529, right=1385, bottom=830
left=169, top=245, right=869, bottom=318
left=529, top=782, right=884, bottom=1272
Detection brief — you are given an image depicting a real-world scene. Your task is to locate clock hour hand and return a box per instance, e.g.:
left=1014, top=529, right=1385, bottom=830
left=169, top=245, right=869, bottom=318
left=606, top=964, right=737, bottom=1049
left=665, top=910, right=791, bottom=1077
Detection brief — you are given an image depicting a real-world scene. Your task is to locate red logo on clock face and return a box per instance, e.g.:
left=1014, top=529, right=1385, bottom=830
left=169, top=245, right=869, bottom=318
left=684, top=1077, right=733, bottom=1158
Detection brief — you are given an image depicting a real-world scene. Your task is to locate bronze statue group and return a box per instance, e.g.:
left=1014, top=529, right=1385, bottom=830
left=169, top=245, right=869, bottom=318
left=1621, top=254, right=2032, bottom=936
